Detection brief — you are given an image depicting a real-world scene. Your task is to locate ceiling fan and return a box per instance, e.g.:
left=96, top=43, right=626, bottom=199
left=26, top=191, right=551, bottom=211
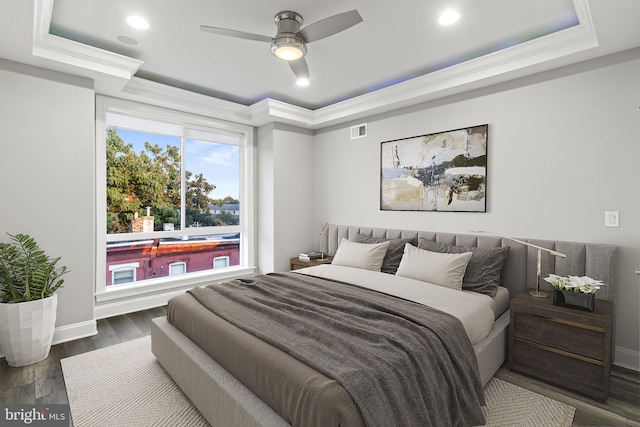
left=200, top=10, right=363, bottom=83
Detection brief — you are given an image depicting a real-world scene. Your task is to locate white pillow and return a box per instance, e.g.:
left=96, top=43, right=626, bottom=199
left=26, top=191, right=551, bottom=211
left=395, top=243, right=472, bottom=290
left=331, top=238, right=390, bottom=271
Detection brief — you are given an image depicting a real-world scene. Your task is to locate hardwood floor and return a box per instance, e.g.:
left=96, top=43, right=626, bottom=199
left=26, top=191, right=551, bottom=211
left=1, top=306, right=638, bottom=427
left=0, top=306, right=167, bottom=406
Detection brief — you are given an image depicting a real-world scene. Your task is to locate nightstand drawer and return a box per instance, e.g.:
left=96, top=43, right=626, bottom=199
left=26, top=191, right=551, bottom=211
left=509, top=291, right=613, bottom=402
left=513, top=311, right=607, bottom=361
left=512, top=339, right=606, bottom=400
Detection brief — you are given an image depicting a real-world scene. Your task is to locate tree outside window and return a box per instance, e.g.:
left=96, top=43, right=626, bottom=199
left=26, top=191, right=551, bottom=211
left=103, top=126, right=241, bottom=287
left=106, top=127, right=239, bottom=233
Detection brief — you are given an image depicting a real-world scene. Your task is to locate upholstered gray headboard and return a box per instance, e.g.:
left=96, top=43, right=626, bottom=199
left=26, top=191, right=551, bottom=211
left=324, top=224, right=618, bottom=301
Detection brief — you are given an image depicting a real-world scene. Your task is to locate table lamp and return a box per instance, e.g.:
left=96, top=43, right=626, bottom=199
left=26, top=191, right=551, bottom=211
left=471, top=231, right=566, bottom=297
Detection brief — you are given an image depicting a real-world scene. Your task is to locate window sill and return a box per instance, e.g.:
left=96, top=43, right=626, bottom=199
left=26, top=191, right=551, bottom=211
left=95, top=265, right=256, bottom=304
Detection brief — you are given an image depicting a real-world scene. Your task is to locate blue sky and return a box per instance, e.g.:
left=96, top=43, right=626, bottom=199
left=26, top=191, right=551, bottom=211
left=115, top=128, right=239, bottom=200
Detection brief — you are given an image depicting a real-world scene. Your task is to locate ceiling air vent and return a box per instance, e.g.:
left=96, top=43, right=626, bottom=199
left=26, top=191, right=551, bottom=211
left=350, top=123, right=367, bottom=140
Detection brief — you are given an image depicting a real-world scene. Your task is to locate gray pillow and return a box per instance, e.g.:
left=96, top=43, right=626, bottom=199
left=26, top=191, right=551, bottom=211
left=417, top=238, right=510, bottom=297
left=353, top=234, right=417, bottom=275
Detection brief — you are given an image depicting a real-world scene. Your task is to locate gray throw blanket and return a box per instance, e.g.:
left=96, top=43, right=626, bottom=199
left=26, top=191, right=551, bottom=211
left=188, top=272, right=486, bottom=427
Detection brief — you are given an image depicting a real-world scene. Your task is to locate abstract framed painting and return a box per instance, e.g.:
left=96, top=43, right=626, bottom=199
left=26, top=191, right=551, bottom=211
left=380, top=124, right=488, bottom=212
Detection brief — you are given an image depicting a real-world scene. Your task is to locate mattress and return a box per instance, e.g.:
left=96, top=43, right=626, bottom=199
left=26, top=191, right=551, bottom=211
left=296, top=264, right=501, bottom=344
left=167, top=266, right=500, bottom=426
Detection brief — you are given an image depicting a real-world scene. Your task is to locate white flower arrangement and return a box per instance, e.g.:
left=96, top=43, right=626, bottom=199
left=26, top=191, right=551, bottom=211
left=543, top=274, right=605, bottom=295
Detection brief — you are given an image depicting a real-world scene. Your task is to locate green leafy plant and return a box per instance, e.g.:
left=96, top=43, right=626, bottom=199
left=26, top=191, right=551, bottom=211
left=0, top=233, right=68, bottom=303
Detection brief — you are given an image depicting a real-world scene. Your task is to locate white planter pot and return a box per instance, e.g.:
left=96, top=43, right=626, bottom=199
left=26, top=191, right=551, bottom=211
left=0, top=294, right=57, bottom=367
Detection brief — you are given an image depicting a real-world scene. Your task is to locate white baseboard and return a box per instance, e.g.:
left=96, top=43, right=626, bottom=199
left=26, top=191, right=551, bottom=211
left=52, top=319, right=97, bottom=346
left=614, top=346, right=640, bottom=372
left=0, top=319, right=97, bottom=359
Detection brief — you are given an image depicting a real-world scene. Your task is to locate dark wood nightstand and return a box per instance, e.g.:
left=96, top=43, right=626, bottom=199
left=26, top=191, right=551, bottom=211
left=509, top=291, right=613, bottom=402
left=290, top=256, right=333, bottom=270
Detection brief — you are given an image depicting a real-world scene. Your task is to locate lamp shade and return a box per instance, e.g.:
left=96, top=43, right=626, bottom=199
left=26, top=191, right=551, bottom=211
left=270, top=35, right=307, bottom=60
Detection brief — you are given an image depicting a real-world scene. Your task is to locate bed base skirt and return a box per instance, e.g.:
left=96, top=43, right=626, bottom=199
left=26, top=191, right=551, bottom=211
left=151, top=317, right=289, bottom=427
left=475, top=309, right=509, bottom=385
left=151, top=309, right=509, bottom=426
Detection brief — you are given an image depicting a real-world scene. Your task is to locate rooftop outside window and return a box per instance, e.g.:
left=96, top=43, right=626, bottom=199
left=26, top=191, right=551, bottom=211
left=96, top=96, right=255, bottom=301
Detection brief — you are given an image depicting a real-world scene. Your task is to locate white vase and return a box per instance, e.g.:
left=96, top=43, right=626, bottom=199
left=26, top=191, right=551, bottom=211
left=0, top=294, right=57, bottom=367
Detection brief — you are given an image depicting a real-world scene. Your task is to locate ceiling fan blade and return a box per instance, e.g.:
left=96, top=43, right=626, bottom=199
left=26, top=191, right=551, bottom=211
left=289, top=58, right=310, bottom=80
left=299, top=10, right=363, bottom=43
left=200, top=25, right=272, bottom=43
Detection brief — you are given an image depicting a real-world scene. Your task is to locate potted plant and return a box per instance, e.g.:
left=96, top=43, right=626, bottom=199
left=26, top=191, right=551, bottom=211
left=0, top=233, right=68, bottom=366
left=543, top=274, right=605, bottom=312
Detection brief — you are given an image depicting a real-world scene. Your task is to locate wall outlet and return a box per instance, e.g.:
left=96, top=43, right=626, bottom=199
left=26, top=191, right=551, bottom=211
left=604, top=211, right=619, bottom=227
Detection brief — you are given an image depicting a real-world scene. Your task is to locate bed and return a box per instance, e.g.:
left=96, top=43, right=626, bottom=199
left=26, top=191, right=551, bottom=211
left=151, top=224, right=618, bottom=427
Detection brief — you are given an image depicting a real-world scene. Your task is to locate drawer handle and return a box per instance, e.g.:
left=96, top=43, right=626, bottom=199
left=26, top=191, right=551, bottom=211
left=519, top=312, right=607, bottom=333
left=514, top=338, right=605, bottom=365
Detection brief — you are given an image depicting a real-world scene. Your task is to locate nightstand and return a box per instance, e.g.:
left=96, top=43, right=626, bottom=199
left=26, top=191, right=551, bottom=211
left=509, top=291, right=613, bottom=402
left=290, top=256, right=333, bottom=270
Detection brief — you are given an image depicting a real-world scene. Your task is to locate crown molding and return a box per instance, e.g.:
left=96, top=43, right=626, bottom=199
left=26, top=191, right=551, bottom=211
left=249, top=99, right=315, bottom=128
left=33, top=0, right=142, bottom=82
left=32, top=0, right=598, bottom=130
left=119, top=77, right=254, bottom=125
left=304, top=0, right=598, bottom=128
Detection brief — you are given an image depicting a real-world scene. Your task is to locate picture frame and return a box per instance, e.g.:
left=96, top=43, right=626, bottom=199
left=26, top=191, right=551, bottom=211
left=380, top=124, right=488, bottom=212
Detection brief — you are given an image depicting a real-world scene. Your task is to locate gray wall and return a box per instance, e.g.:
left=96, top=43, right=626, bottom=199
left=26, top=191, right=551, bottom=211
left=311, top=50, right=640, bottom=368
left=1, top=50, right=638, bottom=370
left=258, top=123, right=315, bottom=273
left=0, top=60, right=95, bottom=335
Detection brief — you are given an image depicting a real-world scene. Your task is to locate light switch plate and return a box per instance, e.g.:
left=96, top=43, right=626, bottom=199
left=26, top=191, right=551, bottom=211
left=604, top=211, right=619, bottom=227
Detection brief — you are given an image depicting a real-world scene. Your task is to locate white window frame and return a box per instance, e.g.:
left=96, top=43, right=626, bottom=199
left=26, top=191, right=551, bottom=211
left=112, top=269, right=135, bottom=285
left=213, top=256, right=230, bottom=269
left=109, top=262, right=139, bottom=285
left=95, top=96, right=256, bottom=304
left=169, top=262, right=187, bottom=276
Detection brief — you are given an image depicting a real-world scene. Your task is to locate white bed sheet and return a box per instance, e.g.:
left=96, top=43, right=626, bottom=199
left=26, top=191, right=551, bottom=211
left=465, top=286, right=509, bottom=320
left=295, top=264, right=496, bottom=344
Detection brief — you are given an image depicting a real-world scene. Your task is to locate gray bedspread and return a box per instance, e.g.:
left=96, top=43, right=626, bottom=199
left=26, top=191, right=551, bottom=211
left=188, top=272, right=486, bottom=427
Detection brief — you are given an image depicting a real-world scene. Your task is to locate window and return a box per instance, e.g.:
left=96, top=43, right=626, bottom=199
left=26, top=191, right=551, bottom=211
left=112, top=269, right=135, bottom=285
left=213, top=256, right=230, bottom=269
left=169, top=262, right=187, bottom=276
left=96, top=97, right=255, bottom=300
left=109, top=262, right=139, bottom=285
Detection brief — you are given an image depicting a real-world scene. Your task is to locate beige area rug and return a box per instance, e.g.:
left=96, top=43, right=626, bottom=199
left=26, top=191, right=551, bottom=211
left=61, top=336, right=575, bottom=427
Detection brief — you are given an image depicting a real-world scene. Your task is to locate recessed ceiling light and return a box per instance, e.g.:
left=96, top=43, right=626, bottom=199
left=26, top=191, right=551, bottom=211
left=296, top=78, right=310, bottom=87
left=126, top=15, right=150, bottom=30
left=438, top=10, right=460, bottom=26
left=116, top=35, right=139, bottom=46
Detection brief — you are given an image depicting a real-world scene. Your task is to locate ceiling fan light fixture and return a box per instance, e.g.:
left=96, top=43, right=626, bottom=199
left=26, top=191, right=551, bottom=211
left=270, top=35, right=307, bottom=61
